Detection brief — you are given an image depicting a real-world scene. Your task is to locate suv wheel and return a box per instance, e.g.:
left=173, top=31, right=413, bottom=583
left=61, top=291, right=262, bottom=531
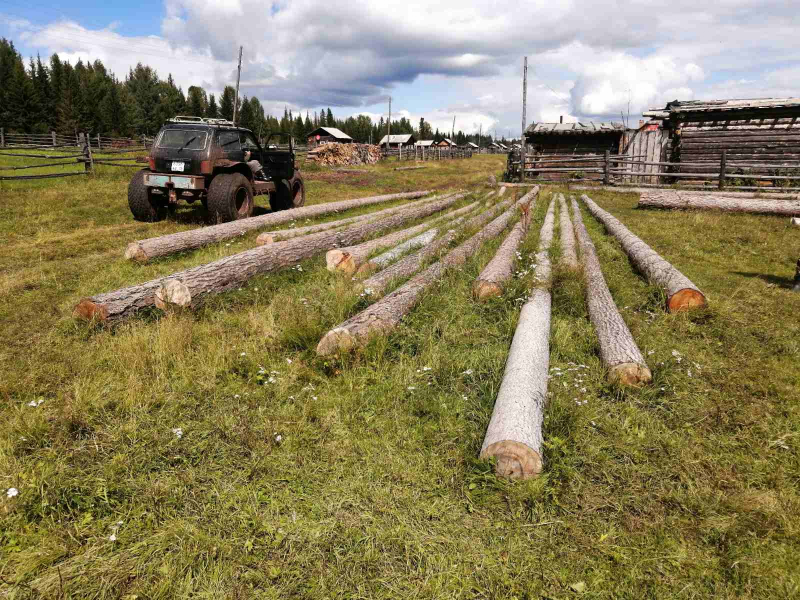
left=128, top=169, right=165, bottom=222
left=270, top=176, right=305, bottom=211
left=207, top=173, right=254, bottom=222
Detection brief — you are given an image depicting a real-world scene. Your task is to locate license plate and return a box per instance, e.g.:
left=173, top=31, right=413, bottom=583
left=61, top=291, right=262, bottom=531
left=171, top=161, right=185, bottom=172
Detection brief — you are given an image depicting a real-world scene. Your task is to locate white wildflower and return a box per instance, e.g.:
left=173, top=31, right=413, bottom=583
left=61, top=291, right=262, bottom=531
left=274, top=434, right=283, bottom=443
left=234, top=394, right=241, bottom=399
left=172, top=427, right=183, bottom=439
left=6, top=487, right=19, bottom=498
left=461, top=369, right=473, bottom=375
left=240, top=352, right=246, bottom=357
left=286, top=358, right=292, bottom=364
left=422, top=366, right=432, bottom=372
left=109, top=534, right=117, bottom=542
left=407, top=386, right=416, bottom=391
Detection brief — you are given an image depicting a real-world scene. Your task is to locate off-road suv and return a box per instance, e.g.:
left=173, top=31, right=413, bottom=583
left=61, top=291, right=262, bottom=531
left=128, top=116, right=305, bottom=222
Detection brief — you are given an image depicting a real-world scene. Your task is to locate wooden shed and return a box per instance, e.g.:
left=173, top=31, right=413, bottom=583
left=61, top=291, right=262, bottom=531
left=306, top=127, right=353, bottom=148
left=379, top=134, right=416, bottom=148
left=644, top=97, right=800, bottom=173
left=524, top=121, right=626, bottom=156
left=437, top=138, right=455, bottom=147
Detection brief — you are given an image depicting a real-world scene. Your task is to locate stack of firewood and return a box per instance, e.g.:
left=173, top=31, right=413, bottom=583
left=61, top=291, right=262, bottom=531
left=306, top=143, right=381, bottom=166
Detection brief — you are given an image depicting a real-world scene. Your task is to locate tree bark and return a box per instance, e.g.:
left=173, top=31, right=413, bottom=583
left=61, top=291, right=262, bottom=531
left=472, top=202, right=532, bottom=300
left=327, top=196, right=473, bottom=275
left=572, top=197, right=652, bottom=386
left=558, top=194, right=579, bottom=269
left=75, top=195, right=457, bottom=324
left=638, top=190, right=800, bottom=216
left=357, top=201, right=480, bottom=275
left=256, top=193, right=454, bottom=245
left=361, top=187, right=539, bottom=295
left=124, top=190, right=432, bottom=262
left=581, top=194, right=706, bottom=311
left=317, top=192, right=537, bottom=356
left=480, top=197, right=555, bottom=479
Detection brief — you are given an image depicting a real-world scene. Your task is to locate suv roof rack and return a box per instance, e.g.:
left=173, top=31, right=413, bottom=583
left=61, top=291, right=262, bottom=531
left=168, top=115, right=237, bottom=126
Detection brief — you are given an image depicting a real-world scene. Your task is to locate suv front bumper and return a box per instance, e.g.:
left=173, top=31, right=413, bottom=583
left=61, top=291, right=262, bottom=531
left=144, top=173, right=205, bottom=190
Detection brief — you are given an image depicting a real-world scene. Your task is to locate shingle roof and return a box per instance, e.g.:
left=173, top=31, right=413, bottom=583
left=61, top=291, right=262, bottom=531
left=645, top=98, right=800, bottom=117
left=308, top=127, right=353, bottom=141
left=525, top=122, right=625, bottom=135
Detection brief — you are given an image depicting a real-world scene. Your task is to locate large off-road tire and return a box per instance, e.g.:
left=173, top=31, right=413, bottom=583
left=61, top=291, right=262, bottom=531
left=291, top=174, right=305, bottom=208
left=128, top=169, right=165, bottom=222
left=207, top=172, right=254, bottom=222
left=270, top=175, right=305, bottom=211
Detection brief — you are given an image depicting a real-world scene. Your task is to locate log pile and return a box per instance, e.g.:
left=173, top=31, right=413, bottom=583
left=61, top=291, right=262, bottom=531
left=480, top=197, right=556, bottom=479
left=306, top=143, right=382, bottom=166
left=317, top=193, right=536, bottom=356
left=572, top=197, right=652, bottom=386
left=638, top=190, right=800, bottom=216
left=581, top=194, right=706, bottom=311
left=124, top=190, right=431, bottom=262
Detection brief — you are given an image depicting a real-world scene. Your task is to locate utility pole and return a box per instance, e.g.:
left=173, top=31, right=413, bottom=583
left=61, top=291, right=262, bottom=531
left=233, top=46, right=243, bottom=124
left=451, top=115, right=456, bottom=143
left=521, top=56, right=528, bottom=182
left=386, top=96, right=391, bottom=156
left=478, top=123, right=482, bottom=153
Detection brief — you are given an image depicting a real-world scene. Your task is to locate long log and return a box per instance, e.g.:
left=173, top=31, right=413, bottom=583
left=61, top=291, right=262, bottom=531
left=75, top=195, right=458, bottom=324
left=580, top=194, right=706, bottom=311
left=638, top=190, right=800, bottom=216
left=123, top=190, right=432, bottom=262
left=572, top=197, right=652, bottom=386
left=568, top=184, right=800, bottom=198
left=255, top=193, right=456, bottom=245
left=316, top=194, right=536, bottom=356
left=472, top=202, right=532, bottom=300
left=497, top=186, right=507, bottom=196
left=394, top=166, right=426, bottom=171
left=558, top=193, right=578, bottom=269
left=358, top=201, right=481, bottom=275
left=480, top=197, right=556, bottom=479
left=326, top=195, right=470, bottom=275
left=361, top=188, right=538, bottom=295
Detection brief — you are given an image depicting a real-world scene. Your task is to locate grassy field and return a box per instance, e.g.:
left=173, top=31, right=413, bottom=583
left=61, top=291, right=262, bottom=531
left=1, top=155, right=799, bottom=599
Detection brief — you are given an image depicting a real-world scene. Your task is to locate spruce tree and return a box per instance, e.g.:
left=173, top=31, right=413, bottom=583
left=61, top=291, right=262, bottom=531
left=219, top=86, right=235, bottom=120
left=207, top=94, right=218, bottom=118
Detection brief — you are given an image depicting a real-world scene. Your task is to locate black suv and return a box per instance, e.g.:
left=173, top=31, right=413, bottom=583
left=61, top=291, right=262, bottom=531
left=128, top=116, right=305, bottom=222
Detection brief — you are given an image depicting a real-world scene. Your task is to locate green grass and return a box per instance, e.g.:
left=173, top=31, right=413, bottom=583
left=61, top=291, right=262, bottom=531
left=1, top=159, right=799, bottom=599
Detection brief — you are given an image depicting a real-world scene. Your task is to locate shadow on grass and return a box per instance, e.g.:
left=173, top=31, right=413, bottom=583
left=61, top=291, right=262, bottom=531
left=165, top=203, right=275, bottom=224
left=732, top=271, right=796, bottom=289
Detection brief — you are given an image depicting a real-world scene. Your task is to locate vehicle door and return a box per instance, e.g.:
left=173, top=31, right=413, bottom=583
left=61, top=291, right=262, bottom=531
left=239, top=131, right=263, bottom=165
left=217, top=129, right=243, bottom=162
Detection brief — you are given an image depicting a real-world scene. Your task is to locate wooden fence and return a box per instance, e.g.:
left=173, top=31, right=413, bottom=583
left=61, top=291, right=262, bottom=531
left=382, top=146, right=474, bottom=161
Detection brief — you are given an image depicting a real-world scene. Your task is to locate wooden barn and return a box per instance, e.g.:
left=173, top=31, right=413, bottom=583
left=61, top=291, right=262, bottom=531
left=306, top=127, right=353, bottom=148
left=524, top=121, right=626, bottom=156
left=437, top=138, right=455, bottom=147
left=644, top=97, right=800, bottom=173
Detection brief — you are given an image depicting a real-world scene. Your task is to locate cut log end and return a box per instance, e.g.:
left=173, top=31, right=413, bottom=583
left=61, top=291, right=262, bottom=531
left=154, top=279, right=192, bottom=310
left=481, top=440, right=543, bottom=480
left=326, top=250, right=356, bottom=274
left=608, top=363, right=653, bottom=387
left=316, top=327, right=357, bottom=356
left=124, top=242, right=147, bottom=262
left=667, top=288, right=707, bottom=312
left=73, top=299, right=108, bottom=322
left=255, top=233, right=274, bottom=245
left=473, top=280, right=502, bottom=301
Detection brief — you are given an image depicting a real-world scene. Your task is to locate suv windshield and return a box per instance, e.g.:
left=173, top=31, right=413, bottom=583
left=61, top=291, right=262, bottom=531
left=158, top=129, right=208, bottom=150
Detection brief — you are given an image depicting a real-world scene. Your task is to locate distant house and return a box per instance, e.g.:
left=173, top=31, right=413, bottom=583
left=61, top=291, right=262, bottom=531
left=437, top=138, right=455, bottom=147
left=466, top=142, right=479, bottom=149
left=379, top=134, right=416, bottom=148
left=415, top=140, right=435, bottom=147
left=306, top=127, right=353, bottom=147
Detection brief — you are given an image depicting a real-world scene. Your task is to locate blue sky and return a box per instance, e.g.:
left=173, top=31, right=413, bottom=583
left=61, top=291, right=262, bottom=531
left=2, top=0, right=798, bottom=136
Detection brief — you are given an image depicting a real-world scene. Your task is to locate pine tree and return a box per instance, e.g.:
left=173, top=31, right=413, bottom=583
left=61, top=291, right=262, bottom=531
left=219, top=86, right=235, bottom=120
left=187, top=86, right=207, bottom=117
left=326, top=107, right=334, bottom=126
left=207, top=94, right=218, bottom=118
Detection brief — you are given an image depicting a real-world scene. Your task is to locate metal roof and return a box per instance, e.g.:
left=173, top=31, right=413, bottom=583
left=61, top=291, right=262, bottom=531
left=466, top=142, right=479, bottom=148
left=307, top=126, right=353, bottom=140
left=415, top=140, right=435, bottom=146
left=379, top=134, right=415, bottom=144
left=645, top=97, right=800, bottom=117
left=525, top=121, right=625, bottom=135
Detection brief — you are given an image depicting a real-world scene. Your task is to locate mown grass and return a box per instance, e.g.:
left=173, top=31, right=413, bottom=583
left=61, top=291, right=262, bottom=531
left=1, top=159, right=799, bottom=599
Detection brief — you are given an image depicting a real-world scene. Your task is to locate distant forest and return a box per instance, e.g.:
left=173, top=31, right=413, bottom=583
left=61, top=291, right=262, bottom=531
left=0, top=38, right=504, bottom=146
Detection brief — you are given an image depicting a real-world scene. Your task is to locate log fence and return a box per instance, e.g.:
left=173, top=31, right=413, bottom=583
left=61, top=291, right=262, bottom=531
left=381, top=146, right=474, bottom=161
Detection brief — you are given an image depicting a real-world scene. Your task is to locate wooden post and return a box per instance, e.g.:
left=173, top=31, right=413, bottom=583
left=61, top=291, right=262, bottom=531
left=718, top=149, right=727, bottom=190
left=603, top=150, right=610, bottom=184
left=521, top=56, right=527, bottom=183
left=0, top=128, right=4, bottom=147
left=52, top=131, right=57, bottom=147
left=233, top=46, right=243, bottom=124
left=97, top=133, right=101, bottom=150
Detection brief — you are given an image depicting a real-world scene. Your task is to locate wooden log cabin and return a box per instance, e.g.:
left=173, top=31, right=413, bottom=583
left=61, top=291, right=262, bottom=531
left=643, top=98, right=800, bottom=175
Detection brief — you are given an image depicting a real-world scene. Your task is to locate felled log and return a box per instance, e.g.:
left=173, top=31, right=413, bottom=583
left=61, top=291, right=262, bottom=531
left=75, top=196, right=458, bottom=324
left=558, top=194, right=578, bottom=269
left=472, top=202, right=532, bottom=300
left=581, top=194, right=706, bottom=311
left=572, top=197, right=652, bottom=386
left=358, top=201, right=480, bottom=275
left=316, top=193, right=536, bottom=356
left=361, top=188, right=538, bottom=295
left=497, top=187, right=507, bottom=197
left=327, top=196, right=470, bottom=275
left=256, top=193, right=454, bottom=245
left=123, top=190, right=431, bottom=262
left=480, top=197, right=556, bottom=479
left=638, top=190, right=800, bottom=216
left=394, top=166, right=426, bottom=171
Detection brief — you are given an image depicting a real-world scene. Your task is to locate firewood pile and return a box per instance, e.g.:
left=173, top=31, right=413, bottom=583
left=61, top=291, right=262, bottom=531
left=306, top=143, right=381, bottom=166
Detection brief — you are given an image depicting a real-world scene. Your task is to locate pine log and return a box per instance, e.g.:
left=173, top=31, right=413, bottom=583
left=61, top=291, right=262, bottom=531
left=581, top=194, right=706, bottom=311
left=255, top=193, right=455, bottom=245
left=472, top=202, right=532, bottom=300
left=558, top=193, right=578, bottom=269
left=572, top=197, right=652, bottom=386
left=394, top=166, right=426, bottom=171
left=124, top=190, right=431, bottom=262
left=75, top=195, right=458, bottom=324
left=317, top=193, right=536, bottom=356
left=480, top=197, right=556, bottom=479
left=357, top=201, right=480, bottom=275
left=638, top=190, right=800, bottom=216
left=326, top=195, right=469, bottom=275
left=497, top=186, right=507, bottom=196
left=361, top=188, right=539, bottom=295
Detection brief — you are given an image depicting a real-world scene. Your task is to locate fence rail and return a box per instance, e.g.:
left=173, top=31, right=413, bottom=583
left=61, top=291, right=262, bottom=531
left=381, top=146, right=474, bottom=161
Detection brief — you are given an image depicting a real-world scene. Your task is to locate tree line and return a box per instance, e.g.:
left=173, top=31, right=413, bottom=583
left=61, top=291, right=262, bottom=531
left=0, top=38, right=503, bottom=146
